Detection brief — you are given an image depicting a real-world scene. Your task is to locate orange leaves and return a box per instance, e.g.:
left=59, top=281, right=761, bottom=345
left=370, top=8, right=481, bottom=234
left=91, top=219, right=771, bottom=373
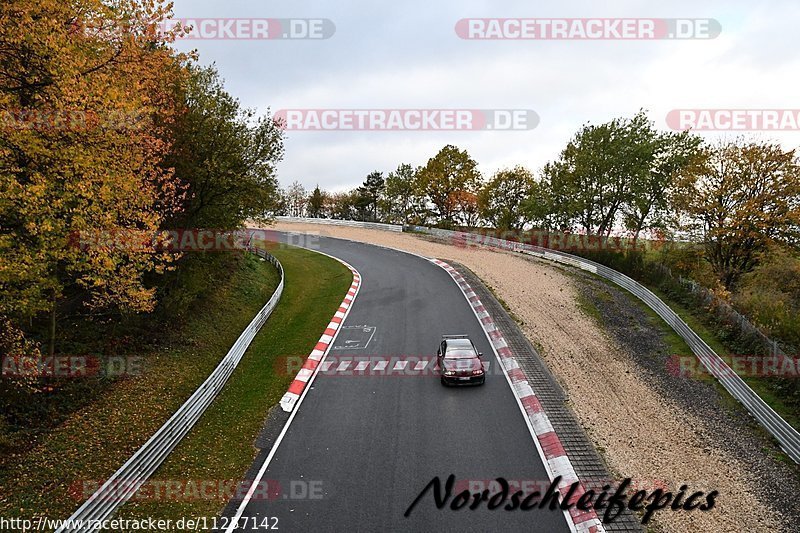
left=674, top=140, right=800, bottom=288
left=0, top=0, right=186, bottom=337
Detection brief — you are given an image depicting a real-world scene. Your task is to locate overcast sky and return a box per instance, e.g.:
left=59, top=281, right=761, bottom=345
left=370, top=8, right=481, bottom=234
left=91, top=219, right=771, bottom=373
left=167, top=0, right=800, bottom=192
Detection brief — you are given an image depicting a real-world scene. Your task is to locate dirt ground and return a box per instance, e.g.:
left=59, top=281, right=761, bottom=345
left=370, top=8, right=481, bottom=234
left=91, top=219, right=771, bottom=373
left=263, top=221, right=791, bottom=532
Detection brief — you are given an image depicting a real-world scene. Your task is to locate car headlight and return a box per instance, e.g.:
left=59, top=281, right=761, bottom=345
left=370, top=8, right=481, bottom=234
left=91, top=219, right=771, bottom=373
left=444, top=370, right=456, bottom=376
left=472, top=369, right=484, bottom=375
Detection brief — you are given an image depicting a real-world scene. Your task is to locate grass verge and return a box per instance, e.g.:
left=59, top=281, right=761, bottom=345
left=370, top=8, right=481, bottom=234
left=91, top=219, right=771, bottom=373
left=114, top=245, right=351, bottom=525
left=645, top=285, right=800, bottom=434
left=574, top=264, right=799, bottom=461
left=0, top=245, right=350, bottom=522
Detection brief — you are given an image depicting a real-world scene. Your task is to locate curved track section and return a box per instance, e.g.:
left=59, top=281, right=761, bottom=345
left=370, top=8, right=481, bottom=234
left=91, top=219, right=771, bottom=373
left=227, top=234, right=572, bottom=532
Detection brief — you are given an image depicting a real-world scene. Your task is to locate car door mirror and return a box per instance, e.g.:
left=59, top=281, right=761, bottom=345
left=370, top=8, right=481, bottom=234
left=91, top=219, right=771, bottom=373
left=478, top=352, right=483, bottom=357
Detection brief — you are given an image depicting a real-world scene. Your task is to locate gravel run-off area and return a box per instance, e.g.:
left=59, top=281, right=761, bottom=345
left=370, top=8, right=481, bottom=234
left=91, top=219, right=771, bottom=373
left=263, top=221, right=799, bottom=533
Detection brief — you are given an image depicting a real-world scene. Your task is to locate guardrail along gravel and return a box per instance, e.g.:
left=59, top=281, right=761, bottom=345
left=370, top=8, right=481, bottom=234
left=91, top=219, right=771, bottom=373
left=276, top=216, right=402, bottom=232
left=274, top=218, right=800, bottom=462
left=57, top=246, right=284, bottom=532
left=405, top=225, right=800, bottom=464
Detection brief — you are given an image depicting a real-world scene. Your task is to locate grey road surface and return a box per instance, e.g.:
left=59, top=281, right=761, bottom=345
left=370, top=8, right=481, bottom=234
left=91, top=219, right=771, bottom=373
left=230, top=234, right=571, bottom=532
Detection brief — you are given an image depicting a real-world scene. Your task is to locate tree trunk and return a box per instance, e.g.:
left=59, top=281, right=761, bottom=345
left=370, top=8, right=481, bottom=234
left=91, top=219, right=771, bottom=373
left=49, top=292, right=57, bottom=357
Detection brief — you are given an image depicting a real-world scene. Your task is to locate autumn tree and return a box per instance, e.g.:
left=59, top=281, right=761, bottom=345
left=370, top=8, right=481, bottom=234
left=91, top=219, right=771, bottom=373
left=0, top=0, right=186, bottom=356
left=735, top=246, right=800, bottom=348
left=328, top=190, right=356, bottom=220
left=478, top=166, right=536, bottom=231
left=452, top=190, right=480, bottom=228
left=417, top=145, right=481, bottom=227
left=673, top=140, right=800, bottom=288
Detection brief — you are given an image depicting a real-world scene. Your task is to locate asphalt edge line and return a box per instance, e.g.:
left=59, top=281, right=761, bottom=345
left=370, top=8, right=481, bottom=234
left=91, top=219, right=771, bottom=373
left=431, top=258, right=605, bottom=533
left=279, top=254, right=361, bottom=412
left=273, top=228, right=602, bottom=531
left=223, top=249, right=361, bottom=533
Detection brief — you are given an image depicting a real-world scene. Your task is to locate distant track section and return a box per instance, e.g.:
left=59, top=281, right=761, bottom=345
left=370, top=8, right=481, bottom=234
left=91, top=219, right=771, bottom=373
left=276, top=216, right=402, bottom=232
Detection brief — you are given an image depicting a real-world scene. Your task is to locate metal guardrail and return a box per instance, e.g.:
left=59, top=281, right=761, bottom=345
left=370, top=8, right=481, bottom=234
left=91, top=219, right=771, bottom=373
left=276, top=216, right=403, bottom=232
left=407, top=225, right=800, bottom=463
left=57, top=246, right=284, bottom=532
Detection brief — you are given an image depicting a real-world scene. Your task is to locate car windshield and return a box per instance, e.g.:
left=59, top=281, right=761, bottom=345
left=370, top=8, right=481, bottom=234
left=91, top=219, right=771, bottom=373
left=445, top=348, right=476, bottom=359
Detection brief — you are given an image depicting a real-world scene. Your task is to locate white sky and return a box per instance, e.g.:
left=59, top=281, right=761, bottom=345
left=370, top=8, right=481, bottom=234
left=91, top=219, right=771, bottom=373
left=167, top=0, right=800, bottom=191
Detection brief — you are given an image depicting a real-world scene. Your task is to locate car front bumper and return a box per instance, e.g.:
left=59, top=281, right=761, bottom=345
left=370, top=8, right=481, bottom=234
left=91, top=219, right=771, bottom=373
left=442, top=374, right=485, bottom=386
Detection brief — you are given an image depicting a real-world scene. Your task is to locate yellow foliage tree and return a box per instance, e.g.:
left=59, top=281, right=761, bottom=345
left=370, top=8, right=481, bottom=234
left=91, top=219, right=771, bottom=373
left=0, top=0, right=187, bottom=356
left=673, top=140, right=800, bottom=289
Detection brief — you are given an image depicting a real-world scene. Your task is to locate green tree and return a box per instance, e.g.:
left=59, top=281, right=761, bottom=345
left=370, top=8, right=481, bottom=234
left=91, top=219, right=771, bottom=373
left=357, top=171, right=385, bottom=221
left=542, top=112, right=654, bottom=236
left=622, top=125, right=703, bottom=245
left=478, top=166, right=536, bottom=231
left=307, top=185, right=327, bottom=218
left=351, top=189, right=373, bottom=221
left=166, top=65, right=284, bottom=230
left=417, top=145, right=481, bottom=227
left=524, top=165, right=573, bottom=232
left=156, top=65, right=284, bottom=315
left=381, top=163, right=424, bottom=225
left=272, top=187, right=288, bottom=216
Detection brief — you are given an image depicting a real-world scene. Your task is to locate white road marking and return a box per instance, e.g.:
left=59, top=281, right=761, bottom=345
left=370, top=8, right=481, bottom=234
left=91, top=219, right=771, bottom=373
left=226, top=247, right=361, bottom=533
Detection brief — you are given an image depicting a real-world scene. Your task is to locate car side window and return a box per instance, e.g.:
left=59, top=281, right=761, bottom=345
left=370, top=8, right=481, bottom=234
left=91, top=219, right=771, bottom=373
left=440, top=341, right=446, bottom=356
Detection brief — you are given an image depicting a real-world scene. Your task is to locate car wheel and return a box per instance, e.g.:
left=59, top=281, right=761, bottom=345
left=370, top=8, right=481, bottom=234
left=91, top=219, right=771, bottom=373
left=440, top=376, right=448, bottom=386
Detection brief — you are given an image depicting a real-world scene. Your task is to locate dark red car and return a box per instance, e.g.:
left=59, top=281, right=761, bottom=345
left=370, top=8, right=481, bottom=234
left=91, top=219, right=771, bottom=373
left=436, top=335, right=486, bottom=386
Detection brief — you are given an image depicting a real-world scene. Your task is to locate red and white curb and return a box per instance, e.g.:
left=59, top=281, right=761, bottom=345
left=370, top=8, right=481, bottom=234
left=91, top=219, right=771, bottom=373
left=431, top=258, right=605, bottom=533
left=279, top=260, right=361, bottom=413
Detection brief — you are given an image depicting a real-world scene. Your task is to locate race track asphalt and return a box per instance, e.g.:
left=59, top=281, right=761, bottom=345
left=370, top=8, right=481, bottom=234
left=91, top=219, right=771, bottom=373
left=230, top=234, right=571, bottom=532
